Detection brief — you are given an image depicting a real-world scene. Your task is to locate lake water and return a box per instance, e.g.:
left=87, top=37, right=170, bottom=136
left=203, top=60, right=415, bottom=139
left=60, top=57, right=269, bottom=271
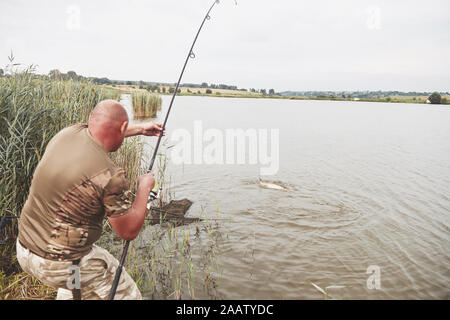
left=123, top=95, right=450, bottom=299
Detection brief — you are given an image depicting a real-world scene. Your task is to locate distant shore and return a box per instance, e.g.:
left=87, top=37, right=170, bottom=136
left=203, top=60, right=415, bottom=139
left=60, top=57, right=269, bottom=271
left=106, top=84, right=450, bottom=106
left=170, top=93, right=450, bottom=105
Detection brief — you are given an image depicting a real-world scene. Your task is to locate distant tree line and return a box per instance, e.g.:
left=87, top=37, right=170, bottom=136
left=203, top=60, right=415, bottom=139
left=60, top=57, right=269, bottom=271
left=10, top=68, right=279, bottom=98
left=281, top=90, right=450, bottom=100
left=43, top=71, right=264, bottom=93
left=48, top=69, right=114, bottom=85
left=197, top=83, right=239, bottom=90
left=4, top=68, right=448, bottom=103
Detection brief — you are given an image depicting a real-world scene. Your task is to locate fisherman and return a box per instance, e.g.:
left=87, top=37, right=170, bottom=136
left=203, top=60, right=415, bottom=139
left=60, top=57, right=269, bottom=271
left=16, top=99, right=163, bottom=300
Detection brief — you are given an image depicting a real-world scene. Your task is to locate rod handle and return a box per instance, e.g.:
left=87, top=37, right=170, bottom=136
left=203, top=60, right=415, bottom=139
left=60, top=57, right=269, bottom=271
left=108, top=265, right=123, bottom=300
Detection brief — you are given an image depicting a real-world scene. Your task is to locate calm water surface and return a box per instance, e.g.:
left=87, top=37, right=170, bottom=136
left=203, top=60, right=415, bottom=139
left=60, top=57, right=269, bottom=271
left=123, top=95, right=450, bottom=299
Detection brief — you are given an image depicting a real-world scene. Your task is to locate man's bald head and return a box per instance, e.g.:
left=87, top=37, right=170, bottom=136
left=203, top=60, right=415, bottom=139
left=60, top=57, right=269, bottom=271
left=88, top=100, right=129, bottom=152
left=89, top=99, right=128, bottom=125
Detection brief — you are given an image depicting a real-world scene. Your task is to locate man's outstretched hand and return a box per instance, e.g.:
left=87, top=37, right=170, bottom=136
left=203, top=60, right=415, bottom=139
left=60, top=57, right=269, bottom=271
left=141, top=122, right=165, bottom=137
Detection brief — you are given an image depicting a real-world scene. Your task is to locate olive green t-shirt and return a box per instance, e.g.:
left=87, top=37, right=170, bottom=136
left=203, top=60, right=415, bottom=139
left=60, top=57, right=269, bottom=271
left=18, top=124, right=132, bottom=261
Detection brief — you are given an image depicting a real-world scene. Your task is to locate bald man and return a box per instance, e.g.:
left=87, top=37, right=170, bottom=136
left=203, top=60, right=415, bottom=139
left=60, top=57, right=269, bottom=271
left=16, top=100, right=163, bottom=300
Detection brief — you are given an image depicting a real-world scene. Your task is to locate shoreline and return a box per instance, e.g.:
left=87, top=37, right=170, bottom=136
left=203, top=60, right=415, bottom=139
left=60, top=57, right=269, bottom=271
left=160, top=93, right=450, bottom=106
left=166, top=93, right=435, bottom=104
left=106, top=86, right=449, bottom=106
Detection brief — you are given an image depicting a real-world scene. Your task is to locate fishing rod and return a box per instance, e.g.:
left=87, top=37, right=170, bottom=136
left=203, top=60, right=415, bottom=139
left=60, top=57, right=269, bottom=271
left=109, top=0, right=236, bottom=300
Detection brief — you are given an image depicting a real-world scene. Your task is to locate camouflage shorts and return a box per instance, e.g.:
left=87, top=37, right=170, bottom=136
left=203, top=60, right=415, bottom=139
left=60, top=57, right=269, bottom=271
left=16, top=240, right=142, bottom=300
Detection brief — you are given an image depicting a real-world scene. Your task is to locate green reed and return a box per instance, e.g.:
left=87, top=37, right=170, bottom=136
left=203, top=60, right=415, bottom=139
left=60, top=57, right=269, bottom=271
left=131, top=91, right=162, bottom=119
left=110, top=210, right=223, bottom=300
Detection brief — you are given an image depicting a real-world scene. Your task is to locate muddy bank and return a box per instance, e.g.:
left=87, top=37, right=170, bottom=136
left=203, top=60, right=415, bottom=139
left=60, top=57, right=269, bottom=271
left=148, top=199, right=201, bottom=227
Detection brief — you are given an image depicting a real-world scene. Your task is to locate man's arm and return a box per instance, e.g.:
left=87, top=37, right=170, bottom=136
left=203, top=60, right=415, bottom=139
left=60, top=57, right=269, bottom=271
left=124, top=123, right=144, bottom=137
left=125, top=122, right=165, bottom=138
left=107, top=173, right=155, bottom=241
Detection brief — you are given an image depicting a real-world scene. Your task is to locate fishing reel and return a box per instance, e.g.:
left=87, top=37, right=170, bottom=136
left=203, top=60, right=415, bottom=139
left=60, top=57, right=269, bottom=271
left=146, top=181, right=161, bottom=209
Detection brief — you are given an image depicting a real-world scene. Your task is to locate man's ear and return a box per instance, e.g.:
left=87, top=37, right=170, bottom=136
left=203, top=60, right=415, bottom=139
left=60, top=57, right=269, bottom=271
left=120, top=121, right=129, bottom=135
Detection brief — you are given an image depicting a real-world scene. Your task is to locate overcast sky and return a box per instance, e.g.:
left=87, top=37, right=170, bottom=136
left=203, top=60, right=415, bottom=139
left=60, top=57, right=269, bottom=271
left=1, top=0, right=449, bottom=92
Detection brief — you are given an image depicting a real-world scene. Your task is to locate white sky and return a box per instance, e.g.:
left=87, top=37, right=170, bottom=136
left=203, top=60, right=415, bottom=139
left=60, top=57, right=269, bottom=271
left=1, top=0, right=449, bottom=92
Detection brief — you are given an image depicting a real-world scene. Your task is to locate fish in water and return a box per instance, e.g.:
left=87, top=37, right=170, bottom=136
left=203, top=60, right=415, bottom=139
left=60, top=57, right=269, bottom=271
left=258, top=178, right=287, bottom=191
